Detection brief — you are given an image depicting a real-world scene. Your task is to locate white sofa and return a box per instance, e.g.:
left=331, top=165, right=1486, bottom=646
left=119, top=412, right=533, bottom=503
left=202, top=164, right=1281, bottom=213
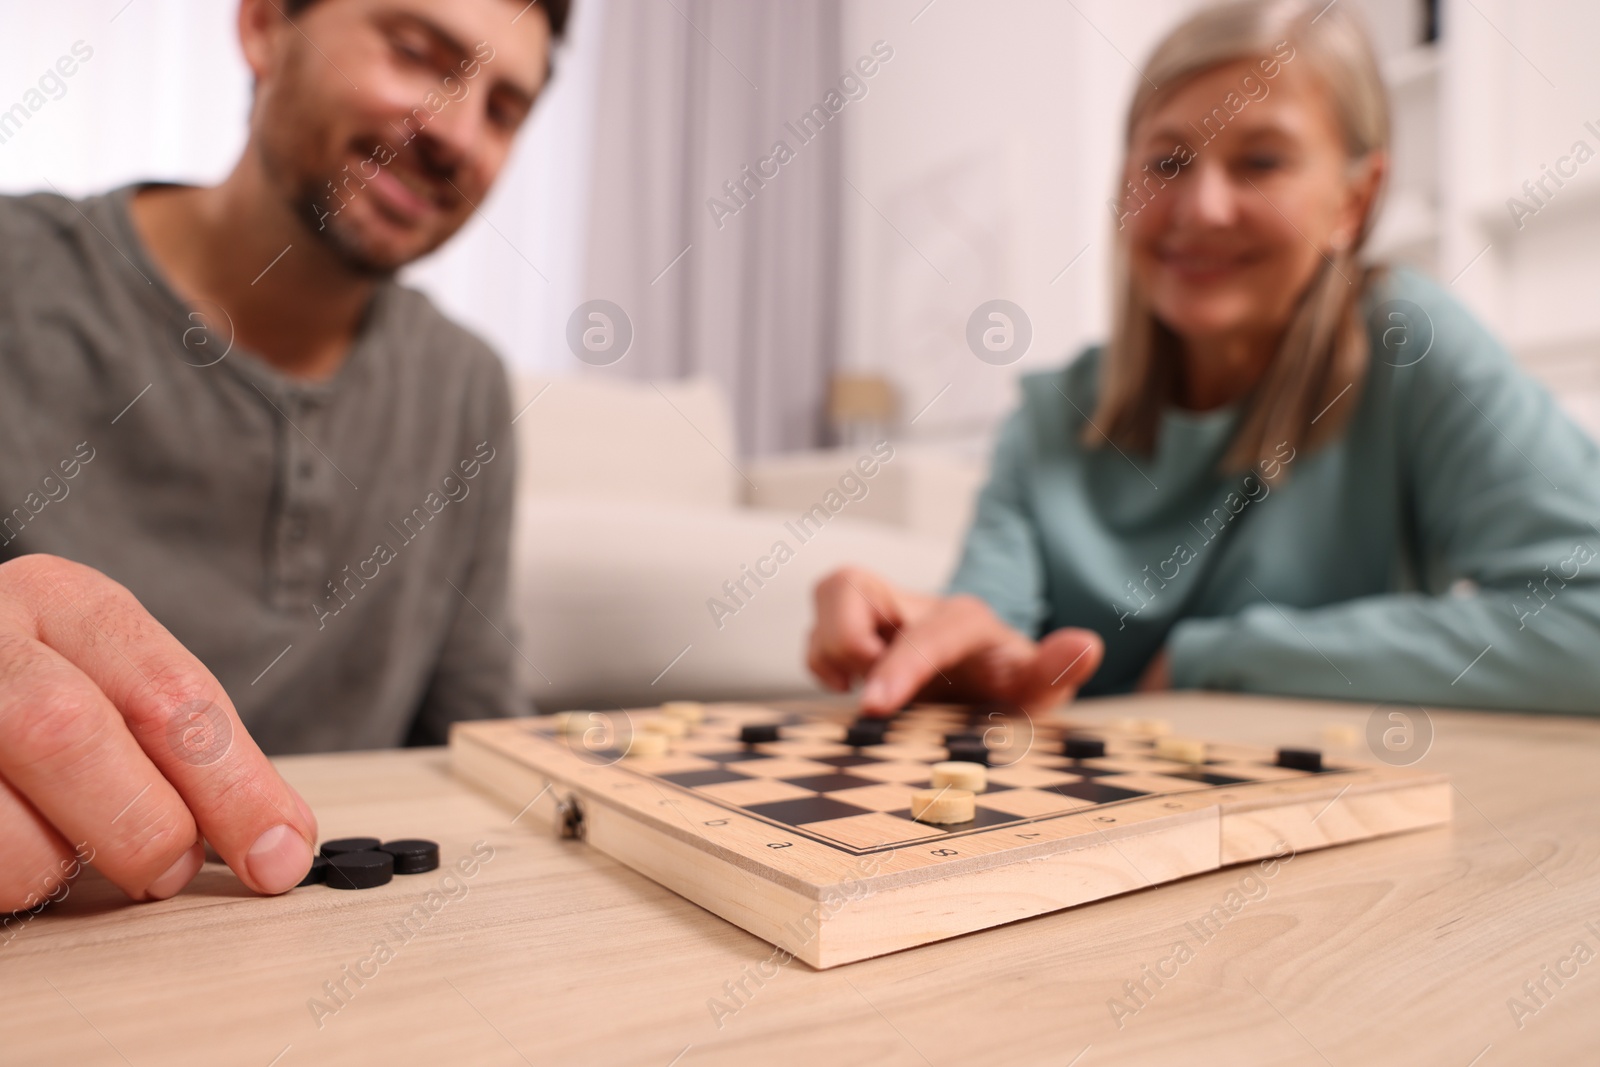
left=507, top=374, right=987, bottom=711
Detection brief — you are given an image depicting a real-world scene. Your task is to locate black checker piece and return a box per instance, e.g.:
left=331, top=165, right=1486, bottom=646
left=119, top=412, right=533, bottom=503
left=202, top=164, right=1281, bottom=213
left=660, top=768, right=752, bottom=787
left=745, top=796, right=873, bottom=826
left=740, top=724, right=781, bottom=744
left=297, top=855, right=328, bottom=887
left=326, top=850, right=393, bottom=890
left=1276, top=747, right=1324, bottom=772
left=946, top=741, right=990, bottom=765
left=1062, top=737, right=1105, bottom=759
left=380, top=839, right=439, bottom=874
left=845, top=724, right=889, bottom=747
left=320, top=837, right=381, bottom=858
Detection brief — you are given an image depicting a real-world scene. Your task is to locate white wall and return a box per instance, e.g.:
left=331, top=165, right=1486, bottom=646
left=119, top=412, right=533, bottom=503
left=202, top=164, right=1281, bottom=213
left=1436, top=0, right=1600, bottom=421
left=0, top=2, right=248, bottom=193
left=0, top=0, right=603, bottom=376
left=836, top=0, right=1600, bottom=446
left=836, top=0, right=1205, bottom=446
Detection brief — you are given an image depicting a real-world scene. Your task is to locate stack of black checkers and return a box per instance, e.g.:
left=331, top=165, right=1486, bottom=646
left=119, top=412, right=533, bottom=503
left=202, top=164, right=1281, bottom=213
left=298, top=837, right=440, bottom=890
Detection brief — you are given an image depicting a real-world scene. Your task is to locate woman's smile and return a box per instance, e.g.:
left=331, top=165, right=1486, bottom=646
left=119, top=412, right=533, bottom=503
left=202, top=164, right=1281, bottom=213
left=1156, top=243, right=1264, bottom=284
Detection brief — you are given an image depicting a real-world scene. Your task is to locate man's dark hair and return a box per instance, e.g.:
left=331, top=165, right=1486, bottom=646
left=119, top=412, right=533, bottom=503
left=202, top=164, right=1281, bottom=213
left=280, top=0, right=571, bottom=40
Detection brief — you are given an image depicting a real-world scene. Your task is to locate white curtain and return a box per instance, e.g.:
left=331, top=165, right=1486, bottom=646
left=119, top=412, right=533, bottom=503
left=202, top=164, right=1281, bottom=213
left=581, top=0, right=844, bottom=455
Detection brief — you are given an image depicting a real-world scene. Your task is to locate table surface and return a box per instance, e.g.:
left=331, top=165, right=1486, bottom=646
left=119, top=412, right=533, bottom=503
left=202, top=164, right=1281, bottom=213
left=6, top=693, right=1599, bottom=1067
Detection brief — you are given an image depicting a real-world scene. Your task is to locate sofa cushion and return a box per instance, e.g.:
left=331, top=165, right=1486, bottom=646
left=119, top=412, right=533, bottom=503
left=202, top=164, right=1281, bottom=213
left=510, top=374, right=738, bottom=509
left=509, top=496, right=958, bottom=710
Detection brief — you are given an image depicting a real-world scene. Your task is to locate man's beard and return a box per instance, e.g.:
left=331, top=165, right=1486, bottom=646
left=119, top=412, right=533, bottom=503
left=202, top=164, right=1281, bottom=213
left=292, top=179, right=406, bottom=280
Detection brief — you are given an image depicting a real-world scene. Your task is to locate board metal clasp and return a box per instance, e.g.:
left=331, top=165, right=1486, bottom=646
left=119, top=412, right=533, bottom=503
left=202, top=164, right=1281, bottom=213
left=554, top=793, right=586, bottom=840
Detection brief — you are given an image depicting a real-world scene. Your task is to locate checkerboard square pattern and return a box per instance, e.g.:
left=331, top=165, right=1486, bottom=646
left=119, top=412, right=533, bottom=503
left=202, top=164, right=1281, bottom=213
left=745, top=795, right=875, bottom=827
left=803, top=811, right=947, bottom=848
left=1054, top=781, right=1148, bottom=805
left=724, top=756, right=841, bottom=779
left=845, top=760, right=941, bottom=784
left=783, top=772, right=883, bottom=793
left=658, top=767, right=751, bottom=788
left=626, top=754, right=720, bottom=775
left=979, top=787, right=1098, bottom=817
left=812, top=753, right=881, bottom=769
left=534, top=704, right=1346, bottom=853
left=697, top=778, right=819, bottom=806
left=988, top=764, right=1084, bottom=790
left=758, top=739, right=855, bottom=760
left=883, top=805, right=1019, bottom=831
left=1204, top=761, right=1308, bottom=781
left=827, top=782, right=930, bottom=813
left=782, top=721, right=849, bottom=741
left=865, top=742, right=949, bottom=763
left=1095, top=772, right=1213, bottom=794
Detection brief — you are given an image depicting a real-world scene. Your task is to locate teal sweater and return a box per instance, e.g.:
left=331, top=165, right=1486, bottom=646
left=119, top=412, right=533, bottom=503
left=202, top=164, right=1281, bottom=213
left=947, top=268, right=1600, bottom=714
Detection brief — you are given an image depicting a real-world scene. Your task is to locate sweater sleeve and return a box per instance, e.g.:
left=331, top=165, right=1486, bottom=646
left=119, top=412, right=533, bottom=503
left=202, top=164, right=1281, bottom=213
left=1168, top=307, right=1600, bottom=715
left=945, top=401, right=1050, bottom=638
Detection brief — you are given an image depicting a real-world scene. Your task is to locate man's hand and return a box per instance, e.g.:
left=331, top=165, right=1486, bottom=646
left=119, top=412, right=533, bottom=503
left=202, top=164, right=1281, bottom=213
left=0, top=555, right=317, bottom=915
left=807, top=566, right=1104, bottom=717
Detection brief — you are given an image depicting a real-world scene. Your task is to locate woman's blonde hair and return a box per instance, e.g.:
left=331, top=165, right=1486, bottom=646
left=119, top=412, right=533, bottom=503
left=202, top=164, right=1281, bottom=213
left=1086, top=0, right=1390, bottom=480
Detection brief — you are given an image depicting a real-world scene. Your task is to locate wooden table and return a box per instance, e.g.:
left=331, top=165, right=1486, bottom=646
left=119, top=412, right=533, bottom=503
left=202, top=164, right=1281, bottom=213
left=6, top=694, right=1598, bottom=1066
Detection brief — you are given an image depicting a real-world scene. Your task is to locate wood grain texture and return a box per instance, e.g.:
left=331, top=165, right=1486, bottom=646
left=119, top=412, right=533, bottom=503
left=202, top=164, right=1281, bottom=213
left=5, top=693, right=1598, bottom=1066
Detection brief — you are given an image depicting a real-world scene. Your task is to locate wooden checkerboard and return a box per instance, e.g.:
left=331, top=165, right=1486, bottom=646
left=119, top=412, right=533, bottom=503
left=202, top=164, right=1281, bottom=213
left=449, top=702, right=1450, bottom=968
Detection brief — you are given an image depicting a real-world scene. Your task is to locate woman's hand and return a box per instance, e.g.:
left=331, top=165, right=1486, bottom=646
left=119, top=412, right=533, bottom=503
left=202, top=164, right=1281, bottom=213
left=807, top=566, right=1104, bottom=716
left=1136, top=647, right=1172, bottom=692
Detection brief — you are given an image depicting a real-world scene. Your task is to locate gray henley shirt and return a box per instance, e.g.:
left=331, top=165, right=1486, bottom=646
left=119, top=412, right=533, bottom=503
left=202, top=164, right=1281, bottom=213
left=0, top=185, right=523, bottom=753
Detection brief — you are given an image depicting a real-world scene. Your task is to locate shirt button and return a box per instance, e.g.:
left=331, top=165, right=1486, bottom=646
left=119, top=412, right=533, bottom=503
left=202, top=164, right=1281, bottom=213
left=299, top=461, right=314, bottom=478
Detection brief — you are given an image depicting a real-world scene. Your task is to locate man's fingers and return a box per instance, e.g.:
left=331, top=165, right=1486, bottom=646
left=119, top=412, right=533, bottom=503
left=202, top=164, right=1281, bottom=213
left=1, top=555, right=314, bottom=896
left=1016, top=628, right=1105, bottom=714
left=0, top=774, right=79, bottom=915
left=0, top=632, right=203, bottom=903
left=860, top=595, right=1014, bottom=715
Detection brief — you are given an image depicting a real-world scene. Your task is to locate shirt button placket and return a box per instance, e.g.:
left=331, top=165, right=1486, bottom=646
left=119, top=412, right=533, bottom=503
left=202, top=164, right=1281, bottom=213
left=276, top=390, right=317, bottom=608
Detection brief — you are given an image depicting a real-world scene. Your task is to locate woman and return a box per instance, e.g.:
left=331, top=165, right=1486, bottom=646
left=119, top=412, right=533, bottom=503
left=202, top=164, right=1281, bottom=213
left=808, top=0, right=1600, bottom=717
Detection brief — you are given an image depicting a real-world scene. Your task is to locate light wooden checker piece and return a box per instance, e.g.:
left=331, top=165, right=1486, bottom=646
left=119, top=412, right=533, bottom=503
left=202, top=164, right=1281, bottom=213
left=449, top=702, right=1450, bottom=968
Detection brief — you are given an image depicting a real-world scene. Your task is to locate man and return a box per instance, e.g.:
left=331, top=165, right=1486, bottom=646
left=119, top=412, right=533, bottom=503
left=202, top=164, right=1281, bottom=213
left=0, top=0, right=567, bottom=917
